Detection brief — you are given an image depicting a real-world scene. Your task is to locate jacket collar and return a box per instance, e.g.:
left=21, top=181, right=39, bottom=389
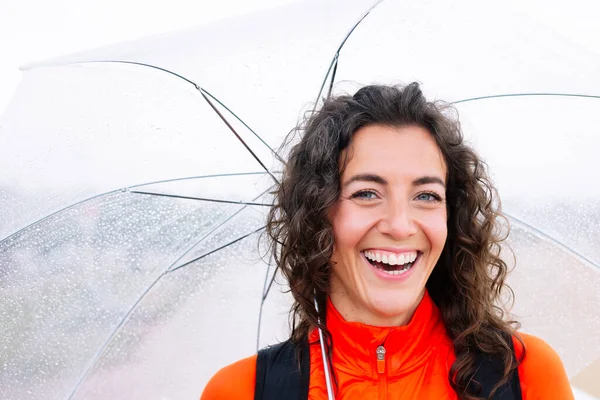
left=314, top=291, right=448, bottom=379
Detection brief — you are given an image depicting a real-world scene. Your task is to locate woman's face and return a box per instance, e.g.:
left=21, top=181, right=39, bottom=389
left=328, top=124, right=448, bottom=326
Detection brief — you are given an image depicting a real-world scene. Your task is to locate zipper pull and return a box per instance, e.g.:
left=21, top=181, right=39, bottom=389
left=376, top=345, right=386, bottom=374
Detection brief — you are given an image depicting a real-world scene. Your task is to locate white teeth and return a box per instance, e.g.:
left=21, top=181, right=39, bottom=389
left=378, top=265, right=412, bottom=276
left=363, top=250, right=418, bottom=266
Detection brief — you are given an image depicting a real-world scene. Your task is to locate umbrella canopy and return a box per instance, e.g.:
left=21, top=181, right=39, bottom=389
left=0, top=59, right=280, bottom=399
left=1, top=0, right=600, bottom=398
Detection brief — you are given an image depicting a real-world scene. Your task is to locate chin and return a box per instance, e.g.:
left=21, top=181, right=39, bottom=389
left=367, top=289, right=425, bottom=326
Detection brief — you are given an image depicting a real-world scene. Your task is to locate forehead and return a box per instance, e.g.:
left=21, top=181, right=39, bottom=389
left=342, top=124, right=447, bottom=182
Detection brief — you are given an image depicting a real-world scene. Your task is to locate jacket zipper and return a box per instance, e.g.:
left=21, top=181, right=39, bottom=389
left=376, top=345, right=388, bottom=400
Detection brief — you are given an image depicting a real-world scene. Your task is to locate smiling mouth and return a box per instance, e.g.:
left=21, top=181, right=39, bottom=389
left=362, top=251, right=421, bottom=276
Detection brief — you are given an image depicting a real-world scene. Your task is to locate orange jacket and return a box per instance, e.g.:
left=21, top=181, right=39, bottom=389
left=201, top=292, right=573, bottom=399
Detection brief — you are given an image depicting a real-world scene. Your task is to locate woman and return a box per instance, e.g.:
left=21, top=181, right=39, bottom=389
left=201, top=83, right=573, bottom=399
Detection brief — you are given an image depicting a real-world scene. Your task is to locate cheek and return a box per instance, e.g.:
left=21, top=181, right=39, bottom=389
left=331, top=203, right=376, bottom=250
left=421, top=210, right=448, bottom=251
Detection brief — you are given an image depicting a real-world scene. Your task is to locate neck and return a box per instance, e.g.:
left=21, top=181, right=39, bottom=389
left=328, top=289, right=426, bottom=327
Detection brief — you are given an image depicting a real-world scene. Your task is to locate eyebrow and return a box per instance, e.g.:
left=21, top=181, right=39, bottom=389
left=342, top=173, right=387, bottom=188
left=342, top=173, right=446, bottom=188
left=412, top=176, right=446, bottom=188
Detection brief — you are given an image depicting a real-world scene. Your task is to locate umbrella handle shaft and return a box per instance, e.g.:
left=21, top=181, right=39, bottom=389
left=314, top=296, right=335, bottom=400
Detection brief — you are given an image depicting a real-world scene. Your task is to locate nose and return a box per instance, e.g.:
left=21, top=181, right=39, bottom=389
left=377, top=200, right=418, bottom=239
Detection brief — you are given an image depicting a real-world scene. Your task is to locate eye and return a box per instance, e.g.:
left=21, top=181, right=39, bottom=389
left=351, top=190, right=378, bottom=200
left=415, top=191, right=443, bottom=202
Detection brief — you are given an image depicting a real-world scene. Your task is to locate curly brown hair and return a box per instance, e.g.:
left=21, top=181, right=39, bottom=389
left=266, top=82, right=523, bottom=400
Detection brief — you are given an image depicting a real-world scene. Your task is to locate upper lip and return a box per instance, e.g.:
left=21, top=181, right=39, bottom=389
left=362, top=247, right=421, bottom=254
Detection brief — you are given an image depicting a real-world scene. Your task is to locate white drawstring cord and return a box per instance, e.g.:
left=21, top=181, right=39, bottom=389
left=313, top=295, right=335, bottom=400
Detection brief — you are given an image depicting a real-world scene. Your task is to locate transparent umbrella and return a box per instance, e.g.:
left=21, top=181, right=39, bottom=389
left=0, top=64, right=281, bottom=399
left=1, top=0, right=600, bottom=399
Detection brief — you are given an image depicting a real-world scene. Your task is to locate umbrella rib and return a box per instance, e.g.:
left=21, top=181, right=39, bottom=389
left=198, top=90, right=280, bottom=184
left=0, top=189, right=120, bottom=246
left=262, top=264, right=280, bottom=300
left=169, top=225, right=266, bottom=273
left=327, top=58, right=339, bottom=98
left=453, top=92, right=600, bottom=105
left=256, top=296, right=266, bottom=351
left=505, top=212, right=600, bottom=271
left=312, top=0, right=383, bottom=108
left=163, top=189, right=270, bottom=274
left=0, top=172, right=266, bottom=244
left=256, top=262, right=283, bottom=351
left=262, top=261, right=272, bottom=299
left=257, top=259, right=273, bottom=350
left=256, top=262, right=280, bottom=350
left=58, top=59, right=199, bottom=87
left=129, top=190, right=271, bottom=207
left=28, top=59, right=280, bottom=182
left=256, top=263, right=279, bottom=351
left=200, top=88, right=276, bottom=154
left=128, top=171, right=267, bottom=190
left=65, top=271, right=167, bottom=400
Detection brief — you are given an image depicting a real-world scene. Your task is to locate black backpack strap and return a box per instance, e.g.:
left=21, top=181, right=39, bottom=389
left=472, top=334, right=523, bottom=400
left=254, top=338, right=310, bottom=400
left=255, top=335, right=522, bottom=400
